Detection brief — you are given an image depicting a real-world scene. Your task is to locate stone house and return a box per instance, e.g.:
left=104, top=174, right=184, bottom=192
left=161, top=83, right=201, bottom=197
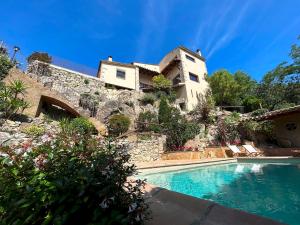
left=97, top=46, right=210, bottom=111
left=254, top=105, right=300, bottom=148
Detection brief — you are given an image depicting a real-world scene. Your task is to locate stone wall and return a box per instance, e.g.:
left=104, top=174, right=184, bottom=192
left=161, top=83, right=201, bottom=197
left=118, top=134, right=166, bottom=162
left=27, top=61, right=147, bottom=124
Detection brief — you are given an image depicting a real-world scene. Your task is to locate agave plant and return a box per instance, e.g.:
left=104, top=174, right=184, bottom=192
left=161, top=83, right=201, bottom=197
left=0, top=80, right=29, bottom=120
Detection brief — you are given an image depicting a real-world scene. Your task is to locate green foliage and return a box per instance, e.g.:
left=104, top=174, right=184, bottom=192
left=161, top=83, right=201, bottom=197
left=273, top=102, right=296, bottom=110
left=190, top=91, right=215, bottom=125
left=0, top=130, right=148, bottom=224
left=27, top=52, right=52, bottom=64
left=0, top=80, right=29, bottom=119
left=140, top=93, right=156, bottom=105
left=158, top=98, right=171, bottom=124
left=152, top=74, right=171, bottom=91
left=209, top=70, right=259, bottom=112
left=216, top=113, right=241, bottom=144
left=84, top=79, right=89, bottom=85
left=108, top=114, right=130, bottom=136
left=22, top=125, right=45, bottom=137
left=59, top=117, right=97, bottom=136
left=162, top=107, right=200, bottom=149
left=0, top=55, right=13, bottom=80
left=250, top=108, right=269, bottom=117
left=258, top=36, right=300, bottom=110
left=136, top=111, right=160, bottom=133
left=239, top=120, right=275, bottom=142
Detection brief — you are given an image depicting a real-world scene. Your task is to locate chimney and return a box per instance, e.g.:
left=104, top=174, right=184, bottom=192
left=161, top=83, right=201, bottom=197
left=108, top=56, right=113, bottom=61
left=196, top=49, right=202, bottom=56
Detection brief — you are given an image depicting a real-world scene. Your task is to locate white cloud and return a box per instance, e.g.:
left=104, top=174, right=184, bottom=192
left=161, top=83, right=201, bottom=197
left=206, top=1, right=252, bottom=59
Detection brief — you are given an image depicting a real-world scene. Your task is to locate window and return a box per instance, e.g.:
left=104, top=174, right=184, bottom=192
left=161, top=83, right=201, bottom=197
left=116, top=70, right=125, bottom=79
left=186, top=54, right=195, bottom=62
left=189, top=72, right=199, bottom=82
left=286, top=123, right=297, bottom=131
left=172, top=74, right=181, bottom=85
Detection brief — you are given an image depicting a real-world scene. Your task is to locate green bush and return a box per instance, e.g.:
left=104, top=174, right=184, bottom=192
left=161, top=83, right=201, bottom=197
left=60, top=117, right=97, bottom=135
left=0, top=55, right=13, bottom=80
left=108, top=114, right=130, bottom=136
left=0, top=130, right=148, bottom=224
left=250, top=108, right=268, bottom=117
left=27, top=52, right=52, bottom=64
left=158, top=98, right=171, bottom=124
left=23, top=125, right=45, bottom=137
left=163, top=108, right=200, bottom=149
left=140, top=94, right=156, bottom=105
left=136, top=111, right=160, bottom=133
left=0, top=80, right=30, bottom=119
left=152, top=74, right=171, bottom=91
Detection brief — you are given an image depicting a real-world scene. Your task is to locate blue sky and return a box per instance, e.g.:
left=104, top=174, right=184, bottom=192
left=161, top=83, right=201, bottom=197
left=1, top=0, right=300, bottom=80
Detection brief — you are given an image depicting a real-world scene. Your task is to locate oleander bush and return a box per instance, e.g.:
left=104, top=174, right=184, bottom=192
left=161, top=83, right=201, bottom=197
left=0, top=129, right=148, bottom=225
left=108, top=114, right=130, bottom=136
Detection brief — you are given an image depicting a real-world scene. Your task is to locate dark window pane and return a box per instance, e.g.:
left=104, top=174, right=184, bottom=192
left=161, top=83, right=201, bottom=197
left=186, top=54, right=195, bottom=62
left=189, top=72, right=199, bottom=82
left=116, top=70, right=125, bottom=79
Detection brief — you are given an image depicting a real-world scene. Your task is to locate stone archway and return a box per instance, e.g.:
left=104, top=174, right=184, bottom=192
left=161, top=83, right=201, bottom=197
left=36, top=95, right=81, bottom=118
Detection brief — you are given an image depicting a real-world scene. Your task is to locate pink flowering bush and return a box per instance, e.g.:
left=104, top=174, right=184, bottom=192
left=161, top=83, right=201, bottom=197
left=0, top=121, right=148, bottom=225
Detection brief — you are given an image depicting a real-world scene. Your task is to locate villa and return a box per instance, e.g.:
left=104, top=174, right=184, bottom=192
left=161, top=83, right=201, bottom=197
left=97, top=46, right=210, bottom=111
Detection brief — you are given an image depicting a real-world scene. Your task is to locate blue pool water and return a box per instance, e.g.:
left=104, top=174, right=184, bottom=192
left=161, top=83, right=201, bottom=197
left=141, top=161, right=300, bottom=225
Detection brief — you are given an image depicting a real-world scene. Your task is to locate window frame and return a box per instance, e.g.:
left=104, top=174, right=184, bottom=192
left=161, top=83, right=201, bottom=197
left=116, top=69, right=126, bottom=79
left=189, top=72, right=199, bottom=82
left=185, top=54, right=195, bottom=62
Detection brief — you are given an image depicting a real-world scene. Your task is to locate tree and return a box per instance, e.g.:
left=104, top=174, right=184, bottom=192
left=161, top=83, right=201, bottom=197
left=258, top=35, right=300, bottom=110
left=27, top=52, right=52, bottom=64
left=152, top=74, right=171, bottom=91
left=158, top=97, right=171, bottom=124
left=208, top=70, right=238, bottom=106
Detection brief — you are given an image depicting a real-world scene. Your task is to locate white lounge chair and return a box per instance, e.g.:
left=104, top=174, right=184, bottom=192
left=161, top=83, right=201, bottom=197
left=227, top=145, right=243, bottom=156
left=243, top=145, right=259, bottom=156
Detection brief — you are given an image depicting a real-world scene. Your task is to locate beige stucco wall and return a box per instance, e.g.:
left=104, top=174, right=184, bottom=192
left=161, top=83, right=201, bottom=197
left=99, top=62, right=138, bottom=90
left=178, top=49, right=210, bottom=110
left=273, top=113, right=300, bottom=147
left=139, top=73, right=153, bottom=86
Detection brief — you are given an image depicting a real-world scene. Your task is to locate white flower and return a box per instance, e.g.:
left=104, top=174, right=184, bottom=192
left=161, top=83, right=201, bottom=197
left=99, top=199, right=109, bottom=209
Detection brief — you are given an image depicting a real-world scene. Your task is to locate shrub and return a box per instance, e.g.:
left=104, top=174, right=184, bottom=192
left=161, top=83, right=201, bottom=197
left=190, top=91, right=215, bottom=124
left=216, top=113, right=241, bottom=145
left=158, top=97, right=171, bottom=124
left=23, top=125, right=45, bottom=137
left=0, top=55, right=13, bottom=80
left=140, top=94, right=156, bottom=105
left=136, top=111, right=160, bottom=133
left=0, top=80, right=30, bottom=119
left=163, top=108, right=200, bottom=149
left=250, top=108, right=268, bottom=117
left=27, top=52, right=52, bottom=64
left=108, top=114, right=130, bottom=136
left=152, top=74, right=171, bottom=91
left=0, top=130, right=148, bottom=224
left=84, top=79, right=89, bottom=85
left=60, top=117, right=97, bottom=135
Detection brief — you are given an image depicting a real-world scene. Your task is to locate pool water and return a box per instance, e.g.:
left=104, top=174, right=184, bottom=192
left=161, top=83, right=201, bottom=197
left=141, top=161, right=300, bottom=225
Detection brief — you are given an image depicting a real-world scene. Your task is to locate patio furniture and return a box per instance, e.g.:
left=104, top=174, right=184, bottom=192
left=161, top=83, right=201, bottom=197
left=227, top=145, right=243, bottom=157
left=243, top=145, right=260, bottom=156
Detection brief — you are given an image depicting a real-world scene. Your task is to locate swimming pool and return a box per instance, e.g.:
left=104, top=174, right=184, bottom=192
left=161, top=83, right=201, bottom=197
left=140, top=160, right=300, bottom=225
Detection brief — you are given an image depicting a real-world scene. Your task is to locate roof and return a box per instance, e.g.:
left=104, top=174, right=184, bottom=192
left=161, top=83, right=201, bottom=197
left=100, top=60, right=136, bottom=68
left=178, top=46, right=206, bottom=62
left=252, top=105, right=300, bottom=121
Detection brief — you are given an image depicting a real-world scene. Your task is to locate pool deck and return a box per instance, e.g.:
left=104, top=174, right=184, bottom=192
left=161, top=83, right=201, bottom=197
left=144, top=184, right=285, bottom=225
